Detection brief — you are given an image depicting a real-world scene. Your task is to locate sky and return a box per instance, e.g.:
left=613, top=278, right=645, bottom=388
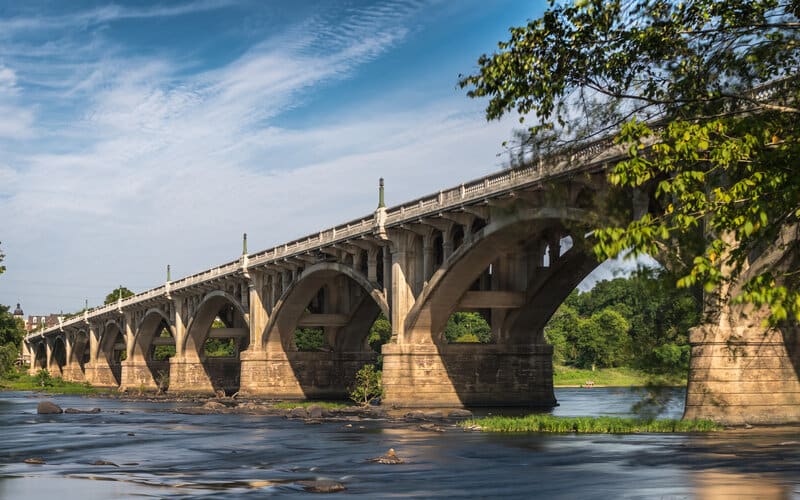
left=0, top=0, right=645, bottom=315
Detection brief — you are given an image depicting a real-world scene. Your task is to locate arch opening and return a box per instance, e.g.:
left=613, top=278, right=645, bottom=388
left=263, top=263, right=388, bottom=399
left=51, top=337, right=66, bottom=375
left=33, top=343, right=46, bottom=370
left=70, top=331, right=90, bottom=374
left=184, top=293, right=249, bottom=395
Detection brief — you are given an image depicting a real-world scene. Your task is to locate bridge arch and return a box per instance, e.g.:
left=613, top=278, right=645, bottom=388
left=68, top=329, right=90, bottom=375
left=262, top=261, right=388, bottom=351
left=404, top=206, right=598, bottom=345
left=32, top=341, right=47, bottom=371
left=98, top=321, right=125, bottom=385
left=48, top=335, right=67, bottom=375
left=252, top=261, right=387, bottom=399
left=180, top=290, right=249, bottom=395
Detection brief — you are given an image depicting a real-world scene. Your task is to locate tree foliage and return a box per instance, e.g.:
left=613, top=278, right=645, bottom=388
left=460, top=0, right=800, bottom=323
left=544, top=272, right=700, bottom=373
left=104, top=286, right=134, bottom=305
left=444, top=312, right=492, bottom=343
left=349, top=363, right=382, bottom=406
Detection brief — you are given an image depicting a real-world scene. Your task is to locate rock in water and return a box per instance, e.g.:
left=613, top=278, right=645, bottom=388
left=371, top=448, right=404, bottom=464
left=23, top=457, right=46, bottom=464
left=37, top=401, right=63, bottom=414
left=307, top=405, right=323, bottom=419
left=447, top=409, right=473, bottom=419
left=297, top=480, right=346, bottom=493
left=288, top=407, right=308, bottom=418
left=91, top=460, right=119, bottom=467
left=64, top=407, right=102, bottom=414
left=203, top=401, right=226, bottom=410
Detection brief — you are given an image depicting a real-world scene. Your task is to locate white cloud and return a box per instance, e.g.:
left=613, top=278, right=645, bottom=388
left=0, top=0, right=522, bottom=314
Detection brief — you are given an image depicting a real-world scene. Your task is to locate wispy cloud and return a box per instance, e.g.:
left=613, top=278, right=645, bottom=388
left=0, top=0, right=238, bottom=35
left=0, top=0, right=525, bottom=313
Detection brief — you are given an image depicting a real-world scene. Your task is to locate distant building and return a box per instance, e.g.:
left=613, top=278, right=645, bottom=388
left=24, top=312, right=62, bottom=333
left=13, top=303, right=24, bottom=322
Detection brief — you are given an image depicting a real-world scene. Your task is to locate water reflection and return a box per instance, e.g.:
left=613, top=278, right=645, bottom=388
left=693, top=470, right=791, bottom=499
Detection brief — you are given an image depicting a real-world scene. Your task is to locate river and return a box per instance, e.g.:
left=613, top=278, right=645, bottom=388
left=1, top=388, right=798, bottom=498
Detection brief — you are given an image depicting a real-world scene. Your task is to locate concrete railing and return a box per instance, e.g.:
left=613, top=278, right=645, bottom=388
left=26, top=76, right=795, bottom=340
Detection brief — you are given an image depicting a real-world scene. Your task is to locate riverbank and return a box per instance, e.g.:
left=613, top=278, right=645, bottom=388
left=552, top=365, right=685, bottom=387
left=0, top=370, right=110, bottom=395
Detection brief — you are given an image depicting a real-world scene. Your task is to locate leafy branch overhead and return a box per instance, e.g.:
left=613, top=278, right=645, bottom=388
left=460, top=0, right=800, bottom=322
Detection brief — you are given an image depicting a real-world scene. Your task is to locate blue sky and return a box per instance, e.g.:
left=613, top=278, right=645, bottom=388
left=0, top=0, right=639, bottom=315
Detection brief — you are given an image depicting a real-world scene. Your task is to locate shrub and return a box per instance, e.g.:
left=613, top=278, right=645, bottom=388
left=34, top=369, right=53, bottom=387
left=349, top=364, right=382, bottom=406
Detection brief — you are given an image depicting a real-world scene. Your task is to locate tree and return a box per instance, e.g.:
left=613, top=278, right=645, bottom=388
left=368, top=313, right=392, bottom=352
left=575, top=308, right=631, bottom=369
left=460, top=0, right=800, bottom=323
left=104, top=286, right=134, bottom=305
left=443, top=312, right=492, bottom=343
left=0, top=305, right=24, bottom=375
left=0, top=241, right=5, bottom=276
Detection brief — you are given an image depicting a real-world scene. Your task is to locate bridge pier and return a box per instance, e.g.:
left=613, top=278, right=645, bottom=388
left=168, top=354, right=216, bottom=394
left=382, top=343, right=555, bottom=407
left=239, top=347, right=377, bottom=399
left=120, top=359, right=159, bottom=391
left=684, top=321, right=800, bottom=425
left=83, top=360, right=120, bottom=388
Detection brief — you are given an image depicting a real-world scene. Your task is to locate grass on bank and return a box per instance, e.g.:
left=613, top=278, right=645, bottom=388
left=552, top=365, right=686, bottom=387
left=461, top=414, right=721, bottom=433
left=0, top=368, right=109, bottom=395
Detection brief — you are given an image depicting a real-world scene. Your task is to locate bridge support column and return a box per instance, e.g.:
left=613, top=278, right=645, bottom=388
left=60, top=335, right=84, bottom=382
left=382, top=343, right=555, bottom=407
left=120, top=359, right=159, bottom=392
left=684, top=321, right=800, bottom=425
left=239, top=347, right=377, bottom=399
left=168, top=353, right=216, bottom=394
left=83, top=326, right=119, bottom=388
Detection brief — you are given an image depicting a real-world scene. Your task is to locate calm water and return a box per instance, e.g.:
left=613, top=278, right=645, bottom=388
left=1, top=388, right=799, bottom=499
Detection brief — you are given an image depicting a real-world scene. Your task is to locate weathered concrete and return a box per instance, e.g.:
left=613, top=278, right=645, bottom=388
left=684, top=322, right=800, bottom=424
left=382, top=343, right=555, bottom=407
left=239, top=349, right=377, bottom=399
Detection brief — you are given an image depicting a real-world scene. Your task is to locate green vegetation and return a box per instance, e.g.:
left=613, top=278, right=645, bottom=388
left=368, top=313, right=391, bottom=352
left=272, top=400, right=349, bottom=410
left=349, top=363, right=382, bottom=406
left=545, top=272, right=700, bottom=376
left=153, top=328, right=176, bottom=361
left=294, top=327, right=326, bottom=351
left=552, top=365, right=684, bottom=387
left=104, top=286, right=134, bottom=305
left=0, top=303, right=25, bottom=376
left=461, top=415, right=721, bottom=433
left=460, top=0, right=800, bottom=323
left=444, top=312, right=492, bottom=343
left=0, top=369, right=108, bottom=395
left=204, top=318, right=237, bottom=357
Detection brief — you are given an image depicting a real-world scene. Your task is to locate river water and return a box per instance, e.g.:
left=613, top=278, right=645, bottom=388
left=1, top=388, right=799, bottom=499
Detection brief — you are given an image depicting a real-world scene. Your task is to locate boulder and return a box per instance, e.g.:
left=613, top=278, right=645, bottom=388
left=371, top=448, right=404, bottom=464
left=203, top=401, right=226, bottom=410
left=447, top=409, right=473, bottom=419
left=64, top=408, right=102, bottom=414
left=404, top=411, right=426, bottom=420
left=307, top=405, right=323, bottom=419
left=297, top=480, right=346, bottom=493
left=423, top=411, right=444, bottom=420
left=23, top=457, right=46, bottom=465
left=37, top=401, right=63, bottom=414
left=288, top=407, right=308, bottom=418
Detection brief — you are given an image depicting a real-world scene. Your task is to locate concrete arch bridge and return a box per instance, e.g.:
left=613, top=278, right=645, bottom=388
left=24, top=109, right=800, bottom=425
